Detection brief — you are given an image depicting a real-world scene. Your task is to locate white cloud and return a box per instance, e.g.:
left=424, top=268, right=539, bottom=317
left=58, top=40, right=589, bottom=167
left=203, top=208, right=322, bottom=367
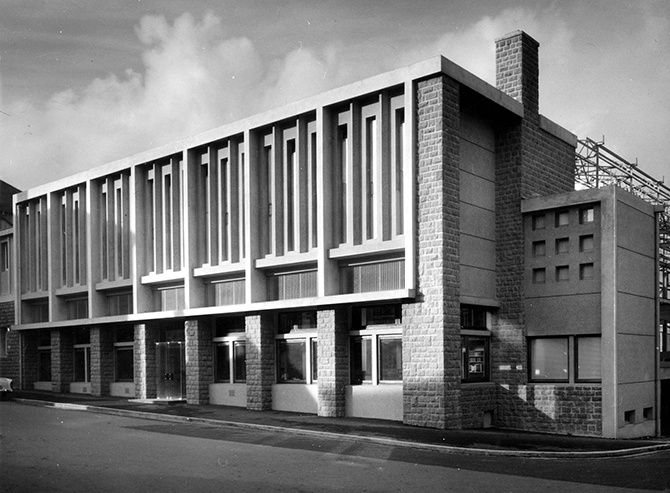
left=1, top=6, right=667, bottom=189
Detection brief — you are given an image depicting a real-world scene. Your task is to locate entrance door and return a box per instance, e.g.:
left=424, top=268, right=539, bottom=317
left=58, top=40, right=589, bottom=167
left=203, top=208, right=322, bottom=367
left=156, top=341, right=185, bottom=400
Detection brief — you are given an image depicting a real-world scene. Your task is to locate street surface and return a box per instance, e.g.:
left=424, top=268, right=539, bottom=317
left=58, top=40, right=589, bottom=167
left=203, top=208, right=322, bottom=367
left=1, top=401, right=668, bottom=492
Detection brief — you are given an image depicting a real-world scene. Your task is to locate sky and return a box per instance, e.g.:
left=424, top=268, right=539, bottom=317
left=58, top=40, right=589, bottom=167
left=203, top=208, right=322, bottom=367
left=1, top=0, right=669, bottom=191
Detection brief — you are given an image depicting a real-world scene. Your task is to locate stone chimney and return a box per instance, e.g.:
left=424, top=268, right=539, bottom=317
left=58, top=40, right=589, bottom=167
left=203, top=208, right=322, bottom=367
left=495, top=31, right=540, bottom=117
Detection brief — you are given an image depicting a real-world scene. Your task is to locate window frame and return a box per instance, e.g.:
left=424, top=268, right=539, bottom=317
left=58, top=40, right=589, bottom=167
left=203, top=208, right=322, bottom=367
left=275, top=310, right=318, bottom=384
left=461, top=334, right=490, bottom=383
left=574, top=335, right=602, bottom=383
left=460, top=305, right=492, bottom=384
left=528, top=336, right=570, bottom=383
left=349, top=327, right=402, bottom=385
left=213, top=335, right=247, bottom=384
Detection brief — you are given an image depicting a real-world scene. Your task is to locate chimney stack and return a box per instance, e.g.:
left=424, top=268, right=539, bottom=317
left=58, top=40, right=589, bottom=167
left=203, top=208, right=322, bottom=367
left=495, top=31, right=540, bottom=117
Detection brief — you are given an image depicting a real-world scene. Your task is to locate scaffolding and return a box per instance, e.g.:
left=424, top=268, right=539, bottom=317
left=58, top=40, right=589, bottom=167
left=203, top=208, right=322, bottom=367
left=575, top=137, right=670, bottom=301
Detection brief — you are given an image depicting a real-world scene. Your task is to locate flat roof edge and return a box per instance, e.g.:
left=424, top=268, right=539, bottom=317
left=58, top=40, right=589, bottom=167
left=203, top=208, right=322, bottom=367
left=16, top=54, right=528, bottom=200
left=539, top=115, right=578, bottom=147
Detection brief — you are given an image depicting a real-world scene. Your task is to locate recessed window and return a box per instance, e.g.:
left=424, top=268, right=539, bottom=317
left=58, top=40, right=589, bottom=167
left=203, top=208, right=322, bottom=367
left=579, top=234, right=594, bottom=252
left=529, top=337, right=569, bottom=382
left=556, top=265, right=569, bottom=282
left=555, top=238, right=569, bottom=254
left=532, top=241, right=546, bottom=257
left=555, top=211, right=569, bottom=227
left=461, top=335, right=489, bottom=383
left=277, top=339, right=306, bottom=382
left=276, top=311, right=317, bottom=384
left=579, top=206, right=595, bottom=224
left=579, top=263, right=595, bottom=280
left=624, top=410, right=635, bottom=424
left=215, top=341, right=247, bottom=383
left=460, top=305, right=487, bottom=329
left=532, top=268, right=546, bottom=284
left=351, top=336, right=372, bottom=384
left=114, top=327, right=134, bottom=382
left=532, top=214, right=546, bottom=230
left=643, top=407, right=654, bottom=420
left=576, top=336, right=601, bottom=382
left=378, top=336, right=402, bottom=381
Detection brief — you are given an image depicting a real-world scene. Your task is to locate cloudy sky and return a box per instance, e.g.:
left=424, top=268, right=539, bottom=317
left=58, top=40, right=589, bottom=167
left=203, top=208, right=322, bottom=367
left=1, top=0, right=668, bottom=190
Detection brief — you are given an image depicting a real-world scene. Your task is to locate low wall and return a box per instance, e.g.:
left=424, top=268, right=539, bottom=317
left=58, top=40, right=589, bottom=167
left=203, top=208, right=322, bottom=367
left=497, top=384, right=602, bottom=436
left=345, top=384, right=402, bottom=421
left=209, top=383, right=247, bottom=407
left=272, top=384, right=318, bottom=414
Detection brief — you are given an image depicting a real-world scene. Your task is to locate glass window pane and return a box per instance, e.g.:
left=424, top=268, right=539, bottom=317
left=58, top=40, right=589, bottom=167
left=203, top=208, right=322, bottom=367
left=311, top=339, right=318, bottom=382
left=39, top=350, right=51, bottom=381
left=350, top=336, right=372, bottom=384
left=115, top=347, right=134, bottom=381
left=277, top=340, right=306, bottom=382
left=233, top=342, right=246, bottom=383
left=463, top=337, right=488, bottom=382
left=577, top=337, right=601, bottom=381
left=215, top=342, right=231, bottom=382
left=73, top=347, right=90, bottom=382
left=379, top=337, right=402, bottom=381
left=530, top=338, right=568, bottom=381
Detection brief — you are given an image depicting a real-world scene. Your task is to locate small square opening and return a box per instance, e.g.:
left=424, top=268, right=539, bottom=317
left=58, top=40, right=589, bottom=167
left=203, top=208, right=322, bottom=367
left=624, top=410, right=635, bottom=424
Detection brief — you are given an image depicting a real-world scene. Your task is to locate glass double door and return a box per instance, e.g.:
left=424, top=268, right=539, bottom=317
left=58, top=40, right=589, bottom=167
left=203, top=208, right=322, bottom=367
left=155, top=341, right=185, bottom=400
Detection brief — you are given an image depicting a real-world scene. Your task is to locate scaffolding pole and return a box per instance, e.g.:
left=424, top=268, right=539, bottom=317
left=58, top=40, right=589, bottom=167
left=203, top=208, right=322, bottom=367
left=575, top=138, right=670, bottom=301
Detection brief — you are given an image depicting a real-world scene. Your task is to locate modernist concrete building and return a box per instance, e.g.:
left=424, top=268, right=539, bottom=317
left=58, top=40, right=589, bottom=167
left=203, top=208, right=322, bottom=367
left=4, top=31, right=666, bottom=438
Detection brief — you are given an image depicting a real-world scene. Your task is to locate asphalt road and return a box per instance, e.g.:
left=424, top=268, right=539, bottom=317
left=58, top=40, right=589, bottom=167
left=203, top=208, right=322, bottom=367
left=1, top=401, right=668, bottom=492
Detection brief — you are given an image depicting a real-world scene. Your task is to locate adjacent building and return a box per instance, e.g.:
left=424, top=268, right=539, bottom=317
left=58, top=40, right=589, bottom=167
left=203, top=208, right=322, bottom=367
left=3, top=31, right=667, bottom=439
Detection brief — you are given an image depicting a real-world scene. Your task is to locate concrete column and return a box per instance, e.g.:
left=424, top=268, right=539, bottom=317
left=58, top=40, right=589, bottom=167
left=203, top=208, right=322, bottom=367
left=185, top=318, right=213, bottom=405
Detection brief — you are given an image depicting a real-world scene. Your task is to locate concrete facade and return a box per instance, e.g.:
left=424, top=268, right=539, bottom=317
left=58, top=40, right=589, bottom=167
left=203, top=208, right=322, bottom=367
left=4, top=31, right=664, bottom=439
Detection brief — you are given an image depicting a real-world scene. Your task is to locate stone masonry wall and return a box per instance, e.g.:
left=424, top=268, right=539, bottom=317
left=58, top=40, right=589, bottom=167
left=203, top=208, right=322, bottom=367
left=90, top=327, right=114, bottom=397
left=317, top=307, right=349, bottom=417
left=246, top=313, right=275, bottom=411
left=461, top=384, right=497, bottom=429
left=185, top=318, right=213, bottom=405
left=403, top=75, right=462, bottom=429
left=134, top=324, right=157, bottom=399
left=0, top=301, right=20, bottom=385
left=51, top=328, right=73, bottom=393
left=498, top=384, right=602, bottom=436
left=493, top=31, right=580, bottom=433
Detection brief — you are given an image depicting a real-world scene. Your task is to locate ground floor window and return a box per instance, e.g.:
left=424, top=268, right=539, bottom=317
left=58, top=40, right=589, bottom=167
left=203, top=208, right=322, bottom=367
left=276, top=311, right=317, bottom=384
left=575, top=336, right=601, bottom=382
left=215, top=340, right=247, bottom=383
left=350, top=304, right=402, bottom=385
left=214, top=316, right=247, bottom=384
left=461, top=335, right=489, bottom=382
left=73, top=346, right=91, bottom=382
left=115, top=326, right=134, bottom=382
left=529, top=335, right=601, bottom=383
left=460, top=305, right=492, bottom=383
left=38, top=349, right=51, bottom=381
left=0, top=327, right=8, bottom=358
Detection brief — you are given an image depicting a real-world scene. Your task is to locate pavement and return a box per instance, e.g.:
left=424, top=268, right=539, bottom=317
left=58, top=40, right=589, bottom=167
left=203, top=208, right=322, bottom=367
left=5, top=389, right=670, bottom=459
